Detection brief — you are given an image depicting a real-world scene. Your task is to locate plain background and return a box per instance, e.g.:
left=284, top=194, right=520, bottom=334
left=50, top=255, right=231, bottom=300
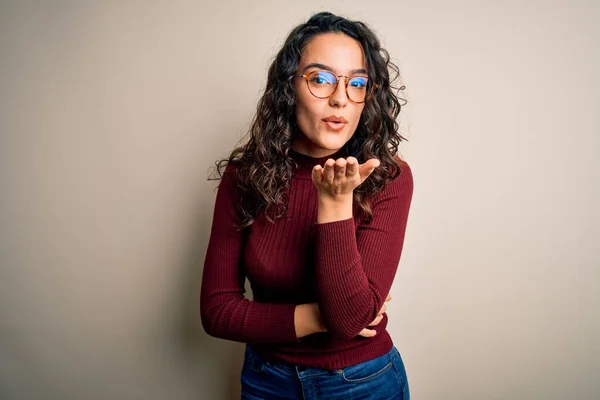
left=1, top=1, right=598, bottom=399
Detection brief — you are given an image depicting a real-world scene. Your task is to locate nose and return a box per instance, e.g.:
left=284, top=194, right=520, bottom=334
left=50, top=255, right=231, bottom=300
left=328, top=77, right=348, bottom=108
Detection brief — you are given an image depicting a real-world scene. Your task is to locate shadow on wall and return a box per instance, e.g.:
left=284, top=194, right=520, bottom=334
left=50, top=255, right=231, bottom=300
left=172, top=175, right=250, bottom=400
left=0, top=333, right=47, bottom=398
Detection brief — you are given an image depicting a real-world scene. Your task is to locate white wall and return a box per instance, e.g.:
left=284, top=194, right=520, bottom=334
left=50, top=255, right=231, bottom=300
left=1, top=1, right=598, bottom=399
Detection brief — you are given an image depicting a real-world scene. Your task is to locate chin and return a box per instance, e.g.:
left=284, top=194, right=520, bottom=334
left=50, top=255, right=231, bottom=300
left=318, top=136, right=351, bottom=150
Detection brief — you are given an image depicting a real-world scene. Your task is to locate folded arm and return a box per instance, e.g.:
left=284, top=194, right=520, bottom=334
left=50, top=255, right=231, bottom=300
left=314, top=161, right=414, bottom=339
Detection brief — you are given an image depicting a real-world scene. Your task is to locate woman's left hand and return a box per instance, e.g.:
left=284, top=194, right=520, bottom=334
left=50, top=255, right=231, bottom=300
left=311, top=156, right=380, bottom=199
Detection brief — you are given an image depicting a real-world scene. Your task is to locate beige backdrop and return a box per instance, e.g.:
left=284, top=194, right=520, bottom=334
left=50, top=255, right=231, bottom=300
left=1, top=1, right=598, bottom=399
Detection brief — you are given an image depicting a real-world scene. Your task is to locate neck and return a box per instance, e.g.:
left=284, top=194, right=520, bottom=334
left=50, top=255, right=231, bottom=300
left=291, top=137, right=343, bottom=159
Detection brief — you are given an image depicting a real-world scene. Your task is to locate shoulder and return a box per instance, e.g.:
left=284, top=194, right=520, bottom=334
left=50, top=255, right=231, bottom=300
left=367, top=156, right=413, bottom=208
left=393, top=156, right=413, bottom=183
left=220, top=160, right=242, bottom=182
left=384, top=156, right=414, bottom=193
left=215, top=161, right=243, bottom=196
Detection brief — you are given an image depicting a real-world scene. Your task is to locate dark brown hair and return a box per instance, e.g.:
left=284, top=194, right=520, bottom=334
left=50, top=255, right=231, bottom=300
left=211, top=11, right=407, bottom=229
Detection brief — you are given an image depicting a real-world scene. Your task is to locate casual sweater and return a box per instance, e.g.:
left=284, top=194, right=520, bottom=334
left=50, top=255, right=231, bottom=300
left=200, top=147, right=414, bottom=369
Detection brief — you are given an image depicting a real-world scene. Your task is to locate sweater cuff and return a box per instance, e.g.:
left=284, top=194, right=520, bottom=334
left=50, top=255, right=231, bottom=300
left=248, top=303, right=298, bottom=343
left=314, top=218, right=360, bottom=272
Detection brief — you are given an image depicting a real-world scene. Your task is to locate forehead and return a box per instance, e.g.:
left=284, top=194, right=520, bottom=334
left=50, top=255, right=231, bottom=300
left=299, top=33, right=366, bottom=73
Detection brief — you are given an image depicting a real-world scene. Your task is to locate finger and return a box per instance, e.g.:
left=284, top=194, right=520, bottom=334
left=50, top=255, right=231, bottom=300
left=358, top=158, right=381, bottom=180
left=345, top=157, right=358, bottom=177
left=312, top=165, right=323, bottom=184
left=324, top=159, right=335, bottom=184
left=334, top=158, right=346, bottom=179
left=386, top=294, right=392, bottom=302
left=368, top=315, right=384, bottom=327
left=358, top=328, right=377, bottom=338
left=377, top=303, right=387, bottom=316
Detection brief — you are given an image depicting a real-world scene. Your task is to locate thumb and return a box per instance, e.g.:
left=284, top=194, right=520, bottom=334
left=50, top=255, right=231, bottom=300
left=359, top=158, right=380, bottom=181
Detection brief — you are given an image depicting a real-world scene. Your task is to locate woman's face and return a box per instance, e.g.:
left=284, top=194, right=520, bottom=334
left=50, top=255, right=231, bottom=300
left=293, top=33, right=367, bottom=157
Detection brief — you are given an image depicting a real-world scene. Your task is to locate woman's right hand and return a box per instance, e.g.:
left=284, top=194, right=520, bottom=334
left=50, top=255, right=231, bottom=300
left=299, top=294, right=391, bottom=338
left=358, top=294, right=392, bottom=338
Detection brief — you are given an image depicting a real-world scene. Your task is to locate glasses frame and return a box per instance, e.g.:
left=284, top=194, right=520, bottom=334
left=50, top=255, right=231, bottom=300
left=294, top=70, right=379, bottom=104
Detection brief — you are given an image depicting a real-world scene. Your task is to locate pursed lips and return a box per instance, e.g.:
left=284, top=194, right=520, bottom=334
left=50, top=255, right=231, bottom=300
left=322, top=116, right=348, bottom=131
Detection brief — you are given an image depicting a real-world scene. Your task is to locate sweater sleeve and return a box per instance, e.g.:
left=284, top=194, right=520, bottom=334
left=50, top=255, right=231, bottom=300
left=314, top=160, right=414, bottom=340
left=199, top=164, right=298, bottom=344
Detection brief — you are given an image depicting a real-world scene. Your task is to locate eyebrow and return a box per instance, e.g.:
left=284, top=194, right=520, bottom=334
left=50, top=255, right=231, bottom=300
left=302, top=62, right=368, bottom=75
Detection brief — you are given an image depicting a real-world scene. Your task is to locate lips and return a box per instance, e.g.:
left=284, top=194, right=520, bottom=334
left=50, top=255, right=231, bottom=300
left=322, top=116, right=348, bottom=131
left=323, top=116, right=348, bottom=124
left=322, top=116, right=347, bottom=131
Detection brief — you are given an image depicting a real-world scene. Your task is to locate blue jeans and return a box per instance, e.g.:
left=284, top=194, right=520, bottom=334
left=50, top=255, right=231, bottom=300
left=241, top=345, right=409, bottom=399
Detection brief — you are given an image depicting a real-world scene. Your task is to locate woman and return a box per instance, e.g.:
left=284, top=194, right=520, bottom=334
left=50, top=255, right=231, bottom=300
left=200, top=11, right=413, bottom=399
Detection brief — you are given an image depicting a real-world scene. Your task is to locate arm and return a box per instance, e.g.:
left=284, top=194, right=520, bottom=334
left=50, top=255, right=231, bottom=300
left=200, top=164, right=324, bottom=343
left=314, top=159, right=414, bottom=339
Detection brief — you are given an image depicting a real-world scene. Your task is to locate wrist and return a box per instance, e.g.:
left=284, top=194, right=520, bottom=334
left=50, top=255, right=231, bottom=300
left=294, top=303, right=326, bottom=338
left=317, top=193, right=353, bottom=223
left=309, top=303, right=326, bottom=333
left=318, top=191, right=353, bottom=204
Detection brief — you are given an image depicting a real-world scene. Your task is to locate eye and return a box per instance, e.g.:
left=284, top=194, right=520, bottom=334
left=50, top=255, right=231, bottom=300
left=349, top=76, right=368, bottom=88
left=309, top=71, right=336, bottom=85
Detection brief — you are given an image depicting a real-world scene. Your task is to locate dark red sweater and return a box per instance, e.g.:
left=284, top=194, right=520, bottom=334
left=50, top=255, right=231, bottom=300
left=200, top=148, right=414, bottom=369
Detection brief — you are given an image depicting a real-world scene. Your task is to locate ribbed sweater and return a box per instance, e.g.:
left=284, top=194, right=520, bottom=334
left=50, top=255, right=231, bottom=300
left=200, top=148, right=414, bottom=369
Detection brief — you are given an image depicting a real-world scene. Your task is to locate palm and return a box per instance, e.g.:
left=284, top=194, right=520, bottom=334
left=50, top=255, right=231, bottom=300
left=311, top=157, right=380, bottom=196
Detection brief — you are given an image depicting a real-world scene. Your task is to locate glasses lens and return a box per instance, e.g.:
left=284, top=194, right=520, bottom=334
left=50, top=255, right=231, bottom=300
left=306, top=71, right=337, bottom=98
left=347, top=76, right=369, bottom=103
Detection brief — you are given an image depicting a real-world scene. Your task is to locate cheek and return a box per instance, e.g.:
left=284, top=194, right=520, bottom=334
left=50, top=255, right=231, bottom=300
left=350, top=106, right=365, bottom=128
left=296, top=96, right=323, bottom=126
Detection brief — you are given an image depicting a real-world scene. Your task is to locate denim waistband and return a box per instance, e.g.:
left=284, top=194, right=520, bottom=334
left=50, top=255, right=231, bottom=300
left=245, top=344, right=396, bottom=375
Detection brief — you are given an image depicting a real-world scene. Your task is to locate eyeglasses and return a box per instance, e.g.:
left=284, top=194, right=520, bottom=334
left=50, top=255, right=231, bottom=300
left=294, top=70, right=376, bottom=104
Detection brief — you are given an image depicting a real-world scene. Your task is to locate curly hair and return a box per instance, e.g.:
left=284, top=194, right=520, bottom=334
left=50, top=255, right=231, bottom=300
left=211, top=11, right=407, bottom=230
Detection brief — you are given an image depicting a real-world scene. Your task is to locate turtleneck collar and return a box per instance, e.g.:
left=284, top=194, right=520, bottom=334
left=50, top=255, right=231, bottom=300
left=289, top=147, right=348, bottom=179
